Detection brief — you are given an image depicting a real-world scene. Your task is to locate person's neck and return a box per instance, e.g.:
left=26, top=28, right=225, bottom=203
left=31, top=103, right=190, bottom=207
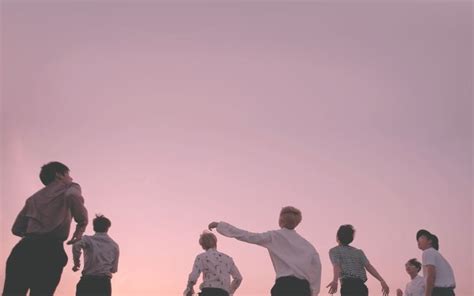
left=409, top=273, right=418, bottom=280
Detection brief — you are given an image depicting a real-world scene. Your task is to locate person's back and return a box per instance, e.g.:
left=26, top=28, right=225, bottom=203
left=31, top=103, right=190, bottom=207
left=3, top=161, right=88, bottom=296
left=329, top=245, right=368, bottom=281
left=184, top=232, right=242, bottom=296
left=73, top=215, right=119, bottom=296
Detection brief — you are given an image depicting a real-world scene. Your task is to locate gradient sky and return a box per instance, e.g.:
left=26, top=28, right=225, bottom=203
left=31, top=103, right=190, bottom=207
left=1, top=1, right=472, bottom=296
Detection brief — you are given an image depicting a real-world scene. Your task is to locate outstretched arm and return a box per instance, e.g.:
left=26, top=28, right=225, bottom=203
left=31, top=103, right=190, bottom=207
left=184, top=256, right=201, bottom=296
left=326, top=264, right=341, bottom=294
left=66, top=183, right=88, bottom=245
left=208, top=221, right=272, bottom=246
left=365, top=262, right=389, bottom=296
left=72, top=238, right=87, bottom=272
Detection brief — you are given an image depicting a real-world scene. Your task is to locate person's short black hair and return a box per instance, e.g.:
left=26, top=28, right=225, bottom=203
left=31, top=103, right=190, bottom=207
left=337, top=224, right=355, bottom=245
left=416, top=229, right=439, bottom=250
left=93, top=214, right=111, bottom=233
left=39, top=162, right=70, bottom=185
left=407, top=258, right=422, bottom=272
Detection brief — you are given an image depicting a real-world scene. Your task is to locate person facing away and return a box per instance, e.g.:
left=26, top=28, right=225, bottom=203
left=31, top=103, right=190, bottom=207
left=184, top=232, right=242, bottom=296
left=327, top=224, right=389, bottom=296
left=208, top=206, right=322, bottom=296
left=73, top=214, right=120, bottom=296
left=2, top=161, right=88, bottom=296
left=416, top=229, right=456, bottom=296
left=396, top=258, right=425, bottom=296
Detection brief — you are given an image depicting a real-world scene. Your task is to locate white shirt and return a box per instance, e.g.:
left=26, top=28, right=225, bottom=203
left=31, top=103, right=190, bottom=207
left=217, top=222, right=321, bottom=295
left=422, top=248, right=456, bottom=288
left=185, top=248, right=242, bottom=295
left=405, top=275, right=425, bottom=296
left=73, top=232, right=120, bottom=277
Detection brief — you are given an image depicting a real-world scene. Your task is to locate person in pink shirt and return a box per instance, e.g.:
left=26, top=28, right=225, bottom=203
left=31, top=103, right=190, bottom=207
left=2, top=161, right=88, bottom=296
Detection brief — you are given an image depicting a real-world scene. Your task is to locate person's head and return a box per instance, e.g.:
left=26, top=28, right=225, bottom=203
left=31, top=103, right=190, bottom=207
left=416, top=229, right=439, bottom=250
left=199, top=231, right=217, bottom=250
left=39, top=161, right=71, bottom=185
left=405, top=258, right=422, bottom=277
left=337, top=224, right=355, bottom=246
left=278, top=206, right=302, bottom=230
left=93, top=214, right=111, bottom=233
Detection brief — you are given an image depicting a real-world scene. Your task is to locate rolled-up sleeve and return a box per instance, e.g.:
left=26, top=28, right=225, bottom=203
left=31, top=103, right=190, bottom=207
left=67, top=183, right=88, bottom=239
left=310, top=251, right=322, bottom=295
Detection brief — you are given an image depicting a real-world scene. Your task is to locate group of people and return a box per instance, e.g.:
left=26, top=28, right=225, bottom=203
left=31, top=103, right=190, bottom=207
left=1, top=161, right=456, bottom=296
left=184, top=210, right=456, bottom=296
left=2, top=162, right=120, bottom=296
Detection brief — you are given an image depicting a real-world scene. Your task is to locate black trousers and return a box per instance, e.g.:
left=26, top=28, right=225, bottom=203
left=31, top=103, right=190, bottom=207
left=271, top=276, right=311, bottom=296
left=76, top=276, right=112, bottom=296
left=432, top=287, right=455, bottom=296
left=199, top=288, right=229, bottom=296
left=340, top=278, right=368, bottom=296
left=2, top=236, right=67, bottom=296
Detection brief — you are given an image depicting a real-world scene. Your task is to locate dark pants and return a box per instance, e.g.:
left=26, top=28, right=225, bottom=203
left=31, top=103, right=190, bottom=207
left=76, top=276, right=112, bottom=296
left=199, top=288, right=229, bottom=296
left=2, top=236, right=67, bottom=296
left=432, top=287, right=455, bottom=296
left=340, top=278, right=368, bottom=296
left=271, top=276, right=311, bottom=296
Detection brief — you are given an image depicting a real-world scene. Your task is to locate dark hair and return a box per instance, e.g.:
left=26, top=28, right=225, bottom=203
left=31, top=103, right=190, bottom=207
left=407, top=258, right=422, bottom=272
left=39, top=162, right=70, bottom=185
left=337, top=224, right=355, bottom=245
left=416, top=229, right=439, bottom=250
left=93, top=214, right=111, bottom=233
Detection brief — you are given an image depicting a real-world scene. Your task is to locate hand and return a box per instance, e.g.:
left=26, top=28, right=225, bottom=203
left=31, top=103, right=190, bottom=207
left=183, top=287, right=194, bottom=296
left=326, top=280, right=338, bottom=294
left=208, top=222, right=219, bottom=231
left=381, top=280, right=389, bottom=296
left=396, top=288, right=403, bottom=296
left=66, top=235, right=82, bottom=245
left=72, top=265, right=80, bottom=272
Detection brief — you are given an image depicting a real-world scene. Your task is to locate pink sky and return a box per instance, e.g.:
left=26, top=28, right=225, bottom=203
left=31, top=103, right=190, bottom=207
left=1, top=2, right=472, bottom=296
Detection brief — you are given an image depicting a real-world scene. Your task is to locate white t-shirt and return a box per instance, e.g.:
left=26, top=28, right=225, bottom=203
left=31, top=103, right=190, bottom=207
left=405, top=275, right=425, bottom=296
left=422, top=248, right=456, bottom=288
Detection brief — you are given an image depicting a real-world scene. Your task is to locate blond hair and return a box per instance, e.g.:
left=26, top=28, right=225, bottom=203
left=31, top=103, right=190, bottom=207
left=279, top=206, right=302, bottom=229
left=199, top=231, right=217, bottom=250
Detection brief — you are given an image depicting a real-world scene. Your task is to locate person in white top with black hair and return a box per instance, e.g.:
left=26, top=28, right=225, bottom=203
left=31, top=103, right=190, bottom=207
left=184, top=231, right=242, bottom=296
left=416, top=229, right=456, bottom=296
left=208, top=206, right=321, bottom=296
left=397, top=258, right=425, bottom=296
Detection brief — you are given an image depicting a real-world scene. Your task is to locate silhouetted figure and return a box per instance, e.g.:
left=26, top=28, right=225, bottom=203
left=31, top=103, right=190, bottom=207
left=73, top=215, right=119, bottom=296
left=184, top=231, right=242, bottom=296
left=3, top=161, right=88, bottom=296
left=327, top=224, right=389, bottom=296
left=396, top=258, right=425, bottom=296
left=416, top=230, right=456, bottom=296
left=209, top=206, right=321, bottom=296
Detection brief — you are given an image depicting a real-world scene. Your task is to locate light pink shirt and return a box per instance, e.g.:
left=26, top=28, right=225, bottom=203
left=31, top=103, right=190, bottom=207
left=73, top=233, right=120, bottom=277
left=217, top=222, right=322, bottom=295
left=12, top=181, right=88, bottom=241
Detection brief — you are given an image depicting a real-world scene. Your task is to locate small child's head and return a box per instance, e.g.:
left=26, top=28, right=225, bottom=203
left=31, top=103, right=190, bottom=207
left=93, top=214, right=111, bottom=233
left=405, top=258, right=422, bottom=276
left=279, top=206, right=302, bottom=230
left=199, top=231, right=217, bottom=250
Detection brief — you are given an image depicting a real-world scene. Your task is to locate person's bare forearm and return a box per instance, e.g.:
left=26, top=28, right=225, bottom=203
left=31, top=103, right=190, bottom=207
left=425, top=272, right=435, bottom=296
left=332, top=265, right=341, bottom=282
left=366, top=263, right=386, bottom=283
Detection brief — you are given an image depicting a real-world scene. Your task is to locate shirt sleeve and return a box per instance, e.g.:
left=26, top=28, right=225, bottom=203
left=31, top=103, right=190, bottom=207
left=229, top=258, right=243, bottom=294
left=72, top=236, right=88, bottom=267
left=422, top=249, right=436, bottom=267
left=11, top=202, right=28, bottom=237
left=310, top=251, right=322, bottom=295
left=216, top=221, right=272, bottom=246
left=67, top=183, right=88, bottom=239
left=187, top=256, right=202, bottom=287
left=359, top=249, right=369, bottom=265
left=329, top=248, right=340, bottom=265
left=111, top=245, right=120, bottom=273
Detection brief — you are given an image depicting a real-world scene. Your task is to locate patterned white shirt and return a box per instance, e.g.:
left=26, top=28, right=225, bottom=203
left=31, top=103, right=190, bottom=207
left=72, top=232, right=120, bottom=277
left=216, top=222, right=321, bottom=296
left=329, top=245, right=369, bottom=282
left=404, top=275, right=425, bottom=296
left=186, top=248, right=242, bottom=295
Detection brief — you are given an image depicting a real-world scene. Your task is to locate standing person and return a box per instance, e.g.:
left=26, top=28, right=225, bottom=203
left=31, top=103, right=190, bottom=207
left=2, top=161, right=88, bottom=296
left=416, top=229, right=456, bottom=296
left=209, top=206, right=322, bottom=296
left=73, top=214, right=120, bottom=296
left=327, top=224, right=389, bottom=296
left=396, top=258, right=425, bottom=296
left=183, top=232, right=242, bottom=296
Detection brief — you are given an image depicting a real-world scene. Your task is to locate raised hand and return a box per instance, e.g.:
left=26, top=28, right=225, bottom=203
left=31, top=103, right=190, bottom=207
left=208, top=222, right=219, bottom=231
